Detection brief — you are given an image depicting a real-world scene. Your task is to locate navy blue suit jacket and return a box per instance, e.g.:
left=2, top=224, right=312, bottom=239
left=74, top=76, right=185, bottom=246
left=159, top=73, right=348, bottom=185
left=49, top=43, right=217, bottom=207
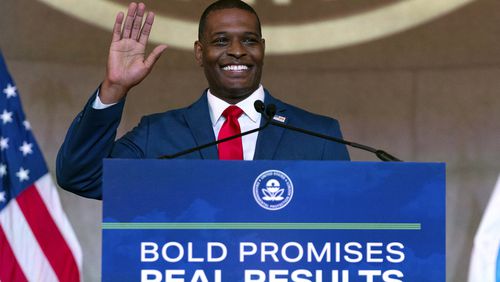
left=56, top=90, right=349, bottom=199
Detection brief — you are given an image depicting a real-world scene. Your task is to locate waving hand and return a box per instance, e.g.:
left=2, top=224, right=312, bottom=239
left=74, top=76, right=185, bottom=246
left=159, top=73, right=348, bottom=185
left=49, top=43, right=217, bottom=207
left=100, top=2, right=167, bottom=104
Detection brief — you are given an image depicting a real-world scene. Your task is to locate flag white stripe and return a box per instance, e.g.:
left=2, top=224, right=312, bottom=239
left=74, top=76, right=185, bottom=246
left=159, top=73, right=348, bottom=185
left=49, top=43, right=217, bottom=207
left=0, top=197, right=59, bottom=282
left=35, top=174, right=83, bottom=272
left=468, top=175, right=500, bottom=282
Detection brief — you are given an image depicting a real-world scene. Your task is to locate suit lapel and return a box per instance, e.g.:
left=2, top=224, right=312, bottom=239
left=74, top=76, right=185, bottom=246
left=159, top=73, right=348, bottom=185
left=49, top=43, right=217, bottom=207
left=184, top=92, right=218, bottom=159
left=254, top=91, right=287, bottom=160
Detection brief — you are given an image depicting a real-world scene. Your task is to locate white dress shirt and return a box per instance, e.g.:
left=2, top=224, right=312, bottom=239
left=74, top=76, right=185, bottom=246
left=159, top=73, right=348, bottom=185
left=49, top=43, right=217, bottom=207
left=207, top=85, right=264, bottom=160
left=93, top=85, right=265, bottom=160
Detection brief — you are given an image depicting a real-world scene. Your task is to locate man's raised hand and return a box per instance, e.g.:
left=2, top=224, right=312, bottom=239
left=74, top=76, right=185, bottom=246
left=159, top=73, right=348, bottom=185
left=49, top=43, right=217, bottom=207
left=100, top=2, right=167, bottom=104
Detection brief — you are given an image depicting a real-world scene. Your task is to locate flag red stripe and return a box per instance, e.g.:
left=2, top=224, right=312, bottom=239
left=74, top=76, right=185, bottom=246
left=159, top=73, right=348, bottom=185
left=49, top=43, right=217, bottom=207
left=16, top=185, right=80, bottom=282
left=0, top=225, right=28, bottom=282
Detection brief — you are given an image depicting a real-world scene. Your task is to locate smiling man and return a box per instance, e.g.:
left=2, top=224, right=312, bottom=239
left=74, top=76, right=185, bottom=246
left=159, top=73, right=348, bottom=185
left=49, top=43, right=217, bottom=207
left=56, top=0, right=350, bottom=200
left=195, top=6, right=264, bottom=104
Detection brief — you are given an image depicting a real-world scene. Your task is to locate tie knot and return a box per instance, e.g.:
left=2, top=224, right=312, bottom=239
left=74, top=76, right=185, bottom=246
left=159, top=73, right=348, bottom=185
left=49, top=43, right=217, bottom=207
left=222, top=105, right=243, bottom=119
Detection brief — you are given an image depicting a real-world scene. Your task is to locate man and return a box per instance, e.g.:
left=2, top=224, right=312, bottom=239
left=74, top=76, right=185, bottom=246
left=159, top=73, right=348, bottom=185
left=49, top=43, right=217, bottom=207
left=56, top=0, right=350, bottom=200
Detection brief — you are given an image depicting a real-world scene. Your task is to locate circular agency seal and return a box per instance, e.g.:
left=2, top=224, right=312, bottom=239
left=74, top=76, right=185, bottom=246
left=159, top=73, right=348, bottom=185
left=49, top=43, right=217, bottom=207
left=253, top=170, right=293, bottom=211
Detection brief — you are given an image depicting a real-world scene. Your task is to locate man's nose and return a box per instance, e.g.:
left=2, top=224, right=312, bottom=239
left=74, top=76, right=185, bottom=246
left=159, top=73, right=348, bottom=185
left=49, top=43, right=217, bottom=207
left=227, top=40, right=246, bottom=58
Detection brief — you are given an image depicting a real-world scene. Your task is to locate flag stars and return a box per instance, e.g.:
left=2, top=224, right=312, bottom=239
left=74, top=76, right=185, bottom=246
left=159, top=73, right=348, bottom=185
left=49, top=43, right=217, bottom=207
left=1, top=110, right=13, bottom=124
left=19, top=141, right=33, bottom=156
left=3, top=83, right=17, bottom=98
left=0, top=191, right=6, bottom=203
left=23, top=120, right=31, bottom=130
left=0, top=137, right=8, bottom=151
left=16, top=167, right=30, bottom=182
left=0, top=163, right=6, bottom=177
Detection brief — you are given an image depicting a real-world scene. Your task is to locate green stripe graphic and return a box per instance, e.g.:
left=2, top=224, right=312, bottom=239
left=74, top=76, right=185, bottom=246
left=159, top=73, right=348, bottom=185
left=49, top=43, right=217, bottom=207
left=102, top=222, right=421, bottom=230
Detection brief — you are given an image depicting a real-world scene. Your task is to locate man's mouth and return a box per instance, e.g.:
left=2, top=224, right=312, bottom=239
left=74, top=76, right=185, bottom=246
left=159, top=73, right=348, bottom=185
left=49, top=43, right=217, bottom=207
left=222, top=65, right=249, bottom=72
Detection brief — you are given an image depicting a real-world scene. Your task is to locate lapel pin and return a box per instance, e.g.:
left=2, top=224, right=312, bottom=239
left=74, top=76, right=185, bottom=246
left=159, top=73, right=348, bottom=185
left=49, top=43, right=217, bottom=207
left=273, top=115, right=286, bottom=123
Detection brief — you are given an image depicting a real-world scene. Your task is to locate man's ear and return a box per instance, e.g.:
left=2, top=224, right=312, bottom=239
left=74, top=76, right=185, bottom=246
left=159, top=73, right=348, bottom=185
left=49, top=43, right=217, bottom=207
left=261, top=38, right=266, bottom=56
left=194, top=41, right=203, bottom=67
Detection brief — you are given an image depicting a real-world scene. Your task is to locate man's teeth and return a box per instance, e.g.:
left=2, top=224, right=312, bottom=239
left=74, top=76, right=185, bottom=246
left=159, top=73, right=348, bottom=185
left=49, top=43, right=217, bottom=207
left=223, top=65, right=249, bottom=71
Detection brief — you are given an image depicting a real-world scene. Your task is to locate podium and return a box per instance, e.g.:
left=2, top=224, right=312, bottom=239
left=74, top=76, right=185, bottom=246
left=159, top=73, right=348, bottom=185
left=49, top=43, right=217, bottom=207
left=102, top=160, right=445, bottom=281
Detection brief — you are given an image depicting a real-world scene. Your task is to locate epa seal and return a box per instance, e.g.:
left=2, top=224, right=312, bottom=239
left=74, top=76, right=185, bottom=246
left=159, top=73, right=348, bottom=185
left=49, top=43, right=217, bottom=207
left=253, top=170, right=294, bottom=211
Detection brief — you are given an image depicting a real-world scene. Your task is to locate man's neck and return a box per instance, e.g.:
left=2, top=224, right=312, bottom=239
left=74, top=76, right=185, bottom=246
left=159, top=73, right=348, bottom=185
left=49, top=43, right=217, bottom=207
left=206, top=85, right=265, bottom=127
left=209, top=87, right=260, bottom=104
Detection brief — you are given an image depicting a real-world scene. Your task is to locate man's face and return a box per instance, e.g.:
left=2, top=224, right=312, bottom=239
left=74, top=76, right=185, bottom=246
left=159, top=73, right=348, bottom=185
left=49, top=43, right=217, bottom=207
left=195, top=8, right=265, bottom=104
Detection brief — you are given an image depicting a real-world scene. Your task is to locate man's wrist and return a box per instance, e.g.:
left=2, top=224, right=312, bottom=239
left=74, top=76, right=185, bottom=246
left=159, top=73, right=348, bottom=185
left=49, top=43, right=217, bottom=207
left=92, top=89, right=118, bottom=110
left=99, top=79, right=128, bottom=104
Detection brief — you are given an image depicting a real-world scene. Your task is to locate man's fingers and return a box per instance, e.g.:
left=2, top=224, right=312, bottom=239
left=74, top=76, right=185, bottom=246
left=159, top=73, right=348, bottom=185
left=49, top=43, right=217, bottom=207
left=139, top=11, right=155, bottom=46
left=130, top=2, right=145, bottom=40
left=122, top=2, right=138, bottom=39
left=145, top=45, right=168, bottom=69
left=111, top=12, right=124, bottom=43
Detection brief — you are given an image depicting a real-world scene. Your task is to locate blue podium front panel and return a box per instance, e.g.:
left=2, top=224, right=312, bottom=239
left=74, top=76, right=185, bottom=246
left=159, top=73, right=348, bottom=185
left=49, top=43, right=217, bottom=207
left=102, top=160, right=445, bottom=282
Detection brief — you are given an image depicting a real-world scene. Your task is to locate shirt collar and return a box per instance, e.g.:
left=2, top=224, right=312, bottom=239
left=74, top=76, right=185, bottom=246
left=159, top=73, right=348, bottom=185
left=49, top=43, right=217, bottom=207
left=207, top=85, right=265, bottom=126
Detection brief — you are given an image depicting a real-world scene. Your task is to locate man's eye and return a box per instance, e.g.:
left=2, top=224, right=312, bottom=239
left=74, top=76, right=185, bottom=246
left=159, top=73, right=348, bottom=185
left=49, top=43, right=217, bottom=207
left=243, top=38, right=258, bottom=44
left=213, top=38, right=228, bottom=45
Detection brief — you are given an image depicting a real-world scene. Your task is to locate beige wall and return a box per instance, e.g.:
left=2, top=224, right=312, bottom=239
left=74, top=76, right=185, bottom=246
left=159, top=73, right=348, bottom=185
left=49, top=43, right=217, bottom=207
left=2, top=0, right=500, bottom=281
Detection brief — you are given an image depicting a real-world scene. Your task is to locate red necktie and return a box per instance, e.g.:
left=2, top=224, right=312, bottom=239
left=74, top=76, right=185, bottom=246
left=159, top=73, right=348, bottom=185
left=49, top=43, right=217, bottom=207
left=218, top=106, right=244, bottom=160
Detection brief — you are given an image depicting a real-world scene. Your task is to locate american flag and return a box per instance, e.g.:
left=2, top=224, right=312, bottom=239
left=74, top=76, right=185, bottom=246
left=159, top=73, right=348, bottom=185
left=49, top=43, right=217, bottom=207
left=0, top=52, right=82, bottom=281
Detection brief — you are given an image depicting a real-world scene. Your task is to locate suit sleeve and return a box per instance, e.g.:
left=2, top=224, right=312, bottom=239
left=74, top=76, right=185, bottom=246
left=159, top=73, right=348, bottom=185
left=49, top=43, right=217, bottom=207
left=56, top=90, right=127, bottom=199
left=322, top=119, right=350, bottom=160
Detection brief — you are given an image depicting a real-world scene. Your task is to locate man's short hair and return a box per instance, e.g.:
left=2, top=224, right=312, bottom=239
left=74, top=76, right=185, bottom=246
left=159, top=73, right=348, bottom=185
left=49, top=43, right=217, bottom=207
left=198, top=0, right=262, bottom=40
